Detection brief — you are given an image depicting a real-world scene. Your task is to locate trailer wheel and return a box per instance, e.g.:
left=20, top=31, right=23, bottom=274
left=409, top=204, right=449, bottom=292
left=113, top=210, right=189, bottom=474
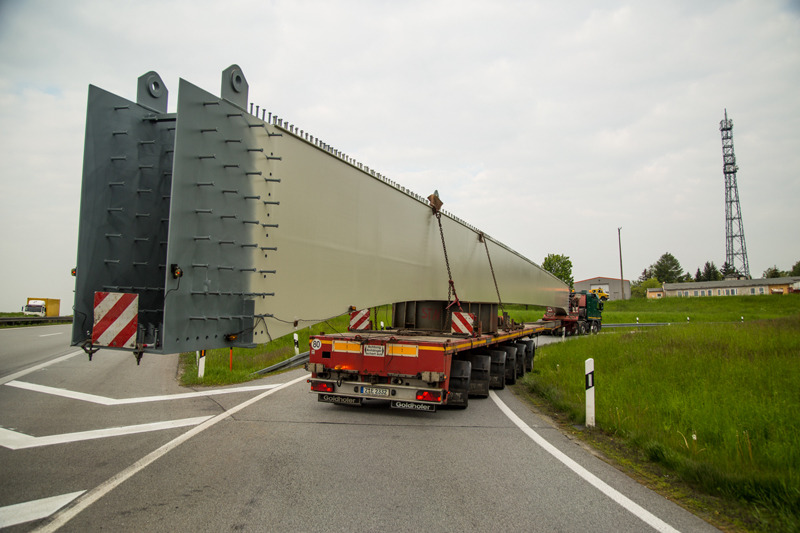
left=448, top=360, right=471, bottom=409
left=489, top=350, right=506, bottom=389
left=578, top=322, right=587, bottom=335
left=499, top=345, right=517, bottom=385
left=465, top=354, right=491, bottom=398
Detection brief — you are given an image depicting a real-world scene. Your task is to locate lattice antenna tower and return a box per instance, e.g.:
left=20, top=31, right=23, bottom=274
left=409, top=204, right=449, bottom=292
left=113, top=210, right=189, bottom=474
left=719, top=109, right=750, bottom=278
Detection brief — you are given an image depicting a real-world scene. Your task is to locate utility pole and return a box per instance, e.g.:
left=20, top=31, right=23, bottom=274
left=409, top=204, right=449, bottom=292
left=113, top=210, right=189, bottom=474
left=618, top=227, right=625, bottom=300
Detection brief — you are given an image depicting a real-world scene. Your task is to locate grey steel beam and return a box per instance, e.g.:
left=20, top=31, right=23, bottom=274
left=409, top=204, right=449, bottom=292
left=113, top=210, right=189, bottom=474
left=72, top=66, right=568, bottom=356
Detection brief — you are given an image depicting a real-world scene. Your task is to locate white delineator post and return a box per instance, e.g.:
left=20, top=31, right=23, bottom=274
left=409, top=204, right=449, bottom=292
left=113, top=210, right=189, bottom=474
left=198, top=350, right=206, bottom=379
left=293, top=333, right=300, bottom=356
left=585, top=358, right=595, bottom=428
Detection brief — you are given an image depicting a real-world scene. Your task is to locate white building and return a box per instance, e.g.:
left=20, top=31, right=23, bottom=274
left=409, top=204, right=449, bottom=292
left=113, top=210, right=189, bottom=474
left=574, top=277, right=631, bottom=301
left=663, top=277, right=800, bottom=297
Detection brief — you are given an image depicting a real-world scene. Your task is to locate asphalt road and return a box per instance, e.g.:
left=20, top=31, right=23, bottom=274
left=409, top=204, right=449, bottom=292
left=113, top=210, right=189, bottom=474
left=0, top=327, right=719, bottom=532
left=0, top=325, right=77, bottom=382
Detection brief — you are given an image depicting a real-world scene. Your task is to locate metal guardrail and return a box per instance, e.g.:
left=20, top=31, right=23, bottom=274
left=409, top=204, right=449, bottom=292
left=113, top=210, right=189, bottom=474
left=251, top=351, right=310, bottom=376
left=0, top=316, right=73, bottom=326
left=603, top=322, right=671, bottom=328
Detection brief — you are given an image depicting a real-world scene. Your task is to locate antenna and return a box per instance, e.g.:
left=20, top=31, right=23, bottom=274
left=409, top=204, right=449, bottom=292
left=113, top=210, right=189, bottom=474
left=719, top=109, right=751, bottom=278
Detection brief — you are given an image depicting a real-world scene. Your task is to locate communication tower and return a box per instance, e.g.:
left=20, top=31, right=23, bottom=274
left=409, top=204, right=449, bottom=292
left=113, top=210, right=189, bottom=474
left=719, top=109, right=751, bottom=278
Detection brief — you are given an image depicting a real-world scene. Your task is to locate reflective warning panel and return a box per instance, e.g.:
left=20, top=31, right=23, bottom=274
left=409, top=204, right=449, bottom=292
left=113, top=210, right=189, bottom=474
left=72, top=65, right=568, bottom=357
left=92, top=292, right=138, bottom=349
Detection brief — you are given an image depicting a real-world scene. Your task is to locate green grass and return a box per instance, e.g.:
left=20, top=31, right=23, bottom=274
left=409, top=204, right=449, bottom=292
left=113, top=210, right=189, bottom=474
left=601, top=294, right=800, bottom=324
left=519, top=315, right=800, bottom=531
left=505, top=294, right=800, bottom=325
left=178, top=307, right=394, bottom=386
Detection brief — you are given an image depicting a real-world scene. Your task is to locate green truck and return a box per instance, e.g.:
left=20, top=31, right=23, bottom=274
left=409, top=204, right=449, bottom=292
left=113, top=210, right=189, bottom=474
left=542, top=290, right=603, bottom=335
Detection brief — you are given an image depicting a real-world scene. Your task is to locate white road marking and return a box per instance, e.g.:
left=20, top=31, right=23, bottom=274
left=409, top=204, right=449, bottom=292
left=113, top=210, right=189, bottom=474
left=0, top=416, right=213, bottom=450
left=5, top=380, right=281, bottom=405
left=33, top=374, right=310, bottom=533
left=490, top=391, right=680, bottom=533
left=0, top=491, right=85, bottom=528
left=0, top=350, right=83, bottom=386
left=29, top=374, right=311, bottom=533
left=38, top=333, right=63, bottom=338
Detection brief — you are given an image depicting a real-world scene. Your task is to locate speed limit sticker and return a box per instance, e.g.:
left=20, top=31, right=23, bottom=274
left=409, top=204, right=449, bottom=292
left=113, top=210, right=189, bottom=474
left=311, top=339, right=322, bottom=351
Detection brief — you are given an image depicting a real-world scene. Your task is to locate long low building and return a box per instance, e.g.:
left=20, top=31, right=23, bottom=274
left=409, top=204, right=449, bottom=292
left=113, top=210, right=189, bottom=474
left=662, top=277, right=800, bottom=298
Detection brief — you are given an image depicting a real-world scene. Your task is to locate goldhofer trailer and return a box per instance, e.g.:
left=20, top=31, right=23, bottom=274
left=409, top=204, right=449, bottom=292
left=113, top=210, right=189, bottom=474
left=306, top=301, right=559, bottom=411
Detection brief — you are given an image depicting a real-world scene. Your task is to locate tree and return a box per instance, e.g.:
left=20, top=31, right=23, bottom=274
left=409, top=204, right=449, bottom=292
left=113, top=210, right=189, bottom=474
left=638, top=267, right=654, bottom=283
left=631, top=277, right=662, bottom=298
left=721, top=261, right=737, bottom=277
left=791, top=261, right=800, bottom=277
left=763, top=265, right=786, bottom=279
left=542, top=253, right=573, bottom=288
left=650, top=252, right=684, bottom=284
left=694, top=261, right=724, bottom=282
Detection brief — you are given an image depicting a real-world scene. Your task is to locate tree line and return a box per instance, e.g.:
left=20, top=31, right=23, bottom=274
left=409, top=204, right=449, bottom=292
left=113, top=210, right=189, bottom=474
left=630, top=253, right=800, bottom=298
left=540, top=252, right=800, bottom=299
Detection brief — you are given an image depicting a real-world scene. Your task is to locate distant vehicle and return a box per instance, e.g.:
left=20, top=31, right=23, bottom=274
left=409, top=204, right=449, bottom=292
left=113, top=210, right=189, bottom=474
left=22, top=298, right=60, bottom=317
left=589, top=288, right=609, bottom=301
left=543, top=290, right=604, bottom=335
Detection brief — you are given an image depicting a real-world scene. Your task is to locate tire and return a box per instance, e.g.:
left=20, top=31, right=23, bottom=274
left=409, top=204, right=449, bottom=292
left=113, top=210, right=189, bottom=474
left=448, top=360, right=471, bottom=409
left=590, top=321, right=599, bottom=334
left=489, top=350, right=506, bottom=390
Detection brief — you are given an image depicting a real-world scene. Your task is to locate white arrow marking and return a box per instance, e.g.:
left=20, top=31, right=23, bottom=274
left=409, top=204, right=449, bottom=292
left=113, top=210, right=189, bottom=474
left=5, top=380, right=280, bottom=405
left=0, top=491, right=86, bottom=528
left=0, top=416, right=213, bottom=450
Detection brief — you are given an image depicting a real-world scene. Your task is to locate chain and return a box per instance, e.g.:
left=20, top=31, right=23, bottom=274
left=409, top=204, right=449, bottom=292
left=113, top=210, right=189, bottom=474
left=482, top=235, right=505, bottom=315
left=435, top=211, right=462, bottom=311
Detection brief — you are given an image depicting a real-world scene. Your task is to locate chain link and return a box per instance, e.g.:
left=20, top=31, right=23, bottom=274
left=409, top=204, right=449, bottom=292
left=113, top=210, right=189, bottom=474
left=435, top=211, right=462, bottom=311
left=482, top=236, right=505, bottom=315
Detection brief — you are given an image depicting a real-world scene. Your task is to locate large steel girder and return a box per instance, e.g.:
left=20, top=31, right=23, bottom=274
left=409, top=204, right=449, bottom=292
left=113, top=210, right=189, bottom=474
left=72, top=66, right=568, bottom=355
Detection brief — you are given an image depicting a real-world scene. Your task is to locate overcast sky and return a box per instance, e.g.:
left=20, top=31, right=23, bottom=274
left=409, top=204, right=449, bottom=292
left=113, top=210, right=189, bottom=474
left=1, top=0, right=798, bottom=312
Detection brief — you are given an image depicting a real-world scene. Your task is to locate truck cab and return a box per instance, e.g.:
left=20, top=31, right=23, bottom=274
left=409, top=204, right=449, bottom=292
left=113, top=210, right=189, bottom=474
left=22, top=300, right=46, bottom=317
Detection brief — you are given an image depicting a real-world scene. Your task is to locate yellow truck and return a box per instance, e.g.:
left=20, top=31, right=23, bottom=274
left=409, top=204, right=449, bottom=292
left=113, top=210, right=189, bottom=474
left=589, top=288, right=609, bottom=301
left=22, top=298, right=60, bottom=317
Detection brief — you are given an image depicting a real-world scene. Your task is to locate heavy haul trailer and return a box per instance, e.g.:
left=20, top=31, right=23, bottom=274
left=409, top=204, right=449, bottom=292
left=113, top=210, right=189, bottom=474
left=306, top=301, right=558, bottom=411
left=542, top=290, right=603, bottom=336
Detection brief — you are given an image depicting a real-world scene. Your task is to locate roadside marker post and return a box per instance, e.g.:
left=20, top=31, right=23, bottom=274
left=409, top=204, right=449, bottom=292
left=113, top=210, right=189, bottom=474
left=198, top=350, right=206, bottom=379
left=585, top=358, right=595, bottom=428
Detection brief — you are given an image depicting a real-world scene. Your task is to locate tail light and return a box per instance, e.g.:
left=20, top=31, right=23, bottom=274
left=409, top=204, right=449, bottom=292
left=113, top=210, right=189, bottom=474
left=416, top=390, right=443, bottom=402
left=311, top=381, right=334, bottom=393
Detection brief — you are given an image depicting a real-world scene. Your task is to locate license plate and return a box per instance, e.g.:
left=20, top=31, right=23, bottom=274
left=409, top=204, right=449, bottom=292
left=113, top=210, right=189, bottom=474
left=360, top=386, right=389, bottom=397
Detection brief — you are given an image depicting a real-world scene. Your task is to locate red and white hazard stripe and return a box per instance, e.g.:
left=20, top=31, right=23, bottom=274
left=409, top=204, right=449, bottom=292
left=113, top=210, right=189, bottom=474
left=451, top=312, right=475, bottom=335
left=349, top=309, right=370, bottom=331
left=92, top=292, right=139, bottom=348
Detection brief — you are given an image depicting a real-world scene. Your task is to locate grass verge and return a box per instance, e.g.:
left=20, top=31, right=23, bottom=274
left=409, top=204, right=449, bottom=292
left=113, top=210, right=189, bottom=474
left=178, top=309, right=394, bottom=386
left=601, top=294, right=800, bottom=324
left=517, top=316, right=800, bottom=532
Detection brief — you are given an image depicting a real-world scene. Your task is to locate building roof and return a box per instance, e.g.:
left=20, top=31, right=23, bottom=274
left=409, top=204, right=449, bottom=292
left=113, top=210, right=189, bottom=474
left=646, top=287, right=664, bottom=292
left=574, top=277, right=630, bottom=284
left=664, top=276, right=800, bottom=291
